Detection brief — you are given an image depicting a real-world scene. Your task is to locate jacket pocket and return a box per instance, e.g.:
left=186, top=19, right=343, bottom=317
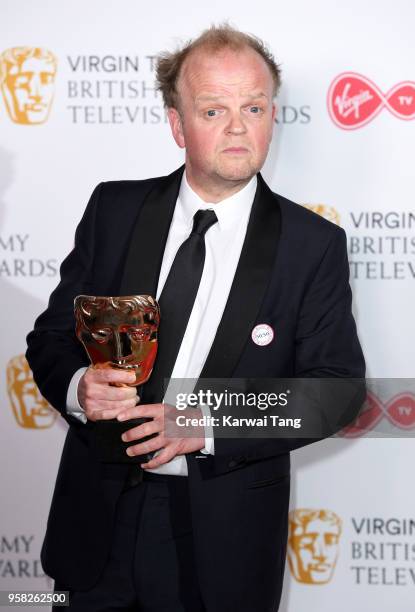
left=246, top=473, right=290, bottom=490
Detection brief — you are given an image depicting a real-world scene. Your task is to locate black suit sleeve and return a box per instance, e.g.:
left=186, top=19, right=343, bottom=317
left=25, top=183, right=103, bottom=428
left=294, top=227, right=364, bottom=378
left=202, top=226, right=366, bottom=476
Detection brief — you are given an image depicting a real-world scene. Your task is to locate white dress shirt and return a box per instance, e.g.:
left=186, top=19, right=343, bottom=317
left=66, top=171, right=257, bottom=475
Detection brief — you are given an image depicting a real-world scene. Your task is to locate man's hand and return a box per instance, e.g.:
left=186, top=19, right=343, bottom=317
left=117, top=403, right=205, bottom=469
left=78, top=366, right=138, bottom=421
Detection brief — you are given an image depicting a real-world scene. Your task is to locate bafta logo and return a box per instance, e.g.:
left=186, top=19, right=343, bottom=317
left=303, top=204, right=340, bottom=226
left=287, top=508, right=342, bottom=584
left=0, top=47, right=57, bottom=124
left=6, top=354, right=57, bottom=429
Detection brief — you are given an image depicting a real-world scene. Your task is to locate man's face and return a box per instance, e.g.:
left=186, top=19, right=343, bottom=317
left=4, top=56, right=56, bottom=124
left=168, top=46, right=276, bottom=192
left=289, top=518, right=341, bottom=584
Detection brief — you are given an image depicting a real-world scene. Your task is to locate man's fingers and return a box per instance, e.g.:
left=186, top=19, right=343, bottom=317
left=126, top=434, right=165, bottom=457
left=86, top=397, right=138, bottom=420
left=86, top=384, right=138, bottom=401
left=140, top=447, right=176, bottom=469
left=117, top=403, right=164, bottom=421
left=86, top=367, right=136, bottom=385
left=121, top=419, right=161, bottom=443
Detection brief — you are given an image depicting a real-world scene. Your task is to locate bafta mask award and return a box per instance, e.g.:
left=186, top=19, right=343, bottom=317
left=74, top=294, right=160, bottom=463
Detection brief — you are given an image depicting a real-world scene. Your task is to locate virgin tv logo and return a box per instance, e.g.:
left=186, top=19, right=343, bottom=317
left=327, top=72, right=415, bottom=129
left=340, top=391, right=415, bottom=437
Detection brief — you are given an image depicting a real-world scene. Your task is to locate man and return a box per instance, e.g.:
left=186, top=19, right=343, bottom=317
left=26, top=25, right=365, bottom=612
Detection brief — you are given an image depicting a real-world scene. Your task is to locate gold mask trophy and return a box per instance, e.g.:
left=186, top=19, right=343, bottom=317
left=74, top=294, right=160, bottom=463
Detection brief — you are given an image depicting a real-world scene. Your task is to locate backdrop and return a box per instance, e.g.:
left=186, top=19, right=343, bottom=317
left=1, top=1, right=414, bottom=610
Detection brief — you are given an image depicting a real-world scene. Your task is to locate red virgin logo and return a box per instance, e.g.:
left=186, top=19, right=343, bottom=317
left=327, top=72, right=415, bottom=129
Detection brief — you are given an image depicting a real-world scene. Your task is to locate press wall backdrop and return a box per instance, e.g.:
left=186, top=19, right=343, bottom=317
left=1, top=1, right=414, bottom=610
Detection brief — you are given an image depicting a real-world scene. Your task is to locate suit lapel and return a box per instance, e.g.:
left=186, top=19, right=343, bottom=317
left=119, top=165, right=185, bottom=296
left=200, top=173, right=281, bottom=378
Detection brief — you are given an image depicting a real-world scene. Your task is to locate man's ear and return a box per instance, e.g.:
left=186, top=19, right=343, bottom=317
left=271, top=102, right=277, bottom=123
left=167, top=107, right=185, bottom=149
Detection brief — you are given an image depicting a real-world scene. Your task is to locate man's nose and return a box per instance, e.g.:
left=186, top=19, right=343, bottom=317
left=226, top=110, right=247, bottom=134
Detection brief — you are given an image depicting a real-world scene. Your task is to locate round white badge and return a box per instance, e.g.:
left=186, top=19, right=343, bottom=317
left=251, top=324, right=274, bottom=347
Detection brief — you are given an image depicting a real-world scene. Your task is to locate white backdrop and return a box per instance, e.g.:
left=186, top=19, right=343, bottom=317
left=1, top=1, right=414, bottom=610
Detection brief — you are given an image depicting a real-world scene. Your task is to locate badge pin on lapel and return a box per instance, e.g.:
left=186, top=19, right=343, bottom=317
left=251, top=323, right=274, bottom=347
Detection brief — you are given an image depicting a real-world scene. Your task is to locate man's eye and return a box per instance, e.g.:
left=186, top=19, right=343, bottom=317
left=250, top=106, right=261, bottom=113
left=206, top=109, right=217, bottom=117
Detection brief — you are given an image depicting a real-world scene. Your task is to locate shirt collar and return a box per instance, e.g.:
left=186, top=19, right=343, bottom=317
left=178, top=170, right=257, bottom=231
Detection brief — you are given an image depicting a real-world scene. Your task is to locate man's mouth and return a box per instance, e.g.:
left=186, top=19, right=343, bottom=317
left=222, top=147, right=249, bottom=154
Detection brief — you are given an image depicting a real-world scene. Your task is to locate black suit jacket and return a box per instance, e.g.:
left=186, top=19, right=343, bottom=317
left=26, top=165, right=365, bottom=612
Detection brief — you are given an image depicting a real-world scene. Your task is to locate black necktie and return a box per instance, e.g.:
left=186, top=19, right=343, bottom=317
left=142, top=208, right=218, bottom=404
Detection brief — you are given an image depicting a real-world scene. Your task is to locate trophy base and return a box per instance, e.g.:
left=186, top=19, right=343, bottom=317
left=92, top=418, right=157, bottom=464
